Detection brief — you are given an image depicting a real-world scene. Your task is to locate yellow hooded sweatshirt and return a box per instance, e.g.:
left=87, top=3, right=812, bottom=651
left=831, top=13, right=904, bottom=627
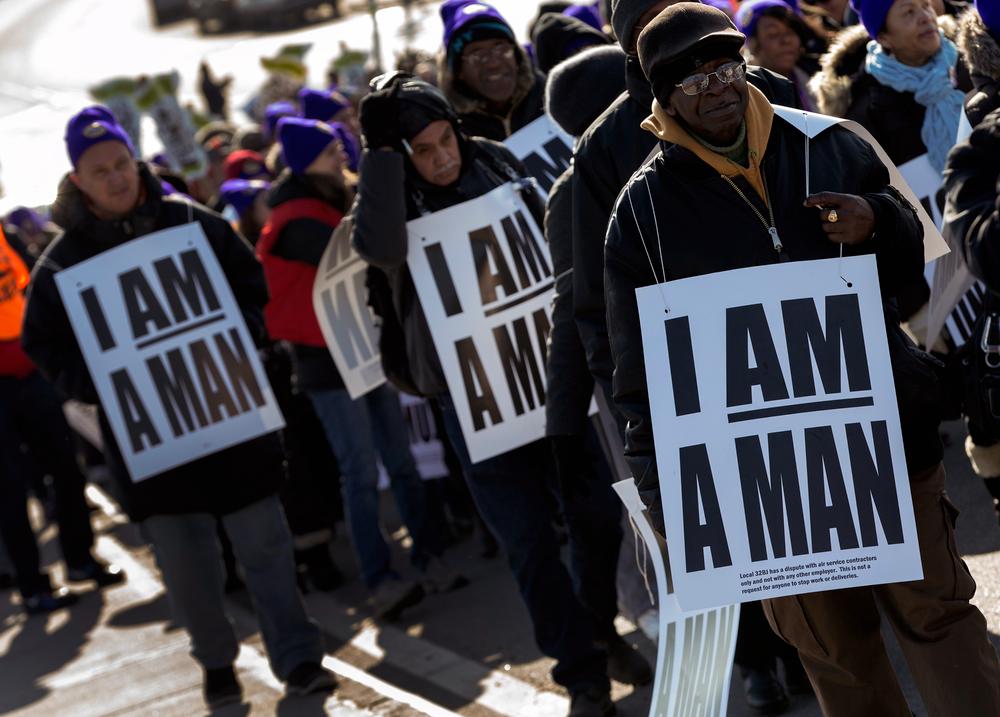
left=640, top=83, right=775, bottom=204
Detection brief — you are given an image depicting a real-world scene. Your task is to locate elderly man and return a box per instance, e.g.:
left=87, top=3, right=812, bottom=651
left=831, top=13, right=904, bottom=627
left=604, top=3, right=1000, bottom=715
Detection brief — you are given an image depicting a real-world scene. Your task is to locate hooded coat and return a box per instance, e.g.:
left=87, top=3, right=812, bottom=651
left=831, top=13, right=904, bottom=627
left=957, top=9, right=1000, bottom=127
left=22, top=164, right=284, bottom=522
left=438, top=42, right=547, bottom=141
left=571, top=58, right=800, bottom=413
left=605, top=89, right=939, bottom=526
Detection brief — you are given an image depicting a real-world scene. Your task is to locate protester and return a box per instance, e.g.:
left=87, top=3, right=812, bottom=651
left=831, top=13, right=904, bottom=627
left=299, top=86, right=362, bottom=138
left=438, top=0, right=547, bottom=141
left=22, top=105, right=336, bottom=707
left=219, top=178, right=271, bottom=244
left=223, top=149, right=271, bottom=182
left=736, top=0, right=821, bottom=108
left=259, top=116, right=463, bottom=620
left=958, top=0, right=1000, bottom=126
left=0, top=224, right=124, bottom=614
left=605, top=5, right=1000, bottom=714
left=352, top=71, right=655, bottom=717
left=531, top=12, right=612, bottom=73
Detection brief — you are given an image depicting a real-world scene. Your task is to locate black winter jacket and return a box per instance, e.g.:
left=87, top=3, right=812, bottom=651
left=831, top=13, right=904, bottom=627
left=350, top=136, right=541, bottom=396
left=544, top=167, right=593, bottom=437
left=23, top=164, right=284, bottom=522
left=944, top=107, right=1000, bottom=290
left=572, top=58, right=800, bottom=411
left=605, top=117, right=940, bottom=526
left=265, top=170, right=348, bottom=392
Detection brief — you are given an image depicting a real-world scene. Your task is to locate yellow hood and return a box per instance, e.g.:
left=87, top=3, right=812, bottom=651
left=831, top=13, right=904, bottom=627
left=640, top=83, right=774, bottom=202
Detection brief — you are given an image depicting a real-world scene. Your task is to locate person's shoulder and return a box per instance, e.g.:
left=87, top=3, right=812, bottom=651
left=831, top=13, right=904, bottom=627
left=608, top=153, right=667, bottom=236
left=575, top=91, right=634, bottom=156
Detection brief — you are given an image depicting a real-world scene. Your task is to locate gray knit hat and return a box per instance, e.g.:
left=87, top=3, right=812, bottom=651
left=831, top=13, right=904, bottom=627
left=545, top=45, right=627, bottom=137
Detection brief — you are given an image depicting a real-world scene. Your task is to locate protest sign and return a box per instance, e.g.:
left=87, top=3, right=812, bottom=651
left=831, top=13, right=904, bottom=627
left=504, top=114, right=573, bottom=194
left=378, top=394, right=450, bottom=488
left=135, top=72, right=208, bottom=180
left=637, top=256, right=922, bottom=610
left=55, top=222, right=284, bottom=482
left=313, top=222, right=385, bottom=399
left=407, top=183, right=553, bottom=463
left=89, top=77, right=143, bottom=157
left=613, top=479, right=740, bottom=717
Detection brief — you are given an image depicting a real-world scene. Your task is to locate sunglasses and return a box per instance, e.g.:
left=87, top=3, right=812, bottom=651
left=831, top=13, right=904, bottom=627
left=675, top=61, right=747, bottom=96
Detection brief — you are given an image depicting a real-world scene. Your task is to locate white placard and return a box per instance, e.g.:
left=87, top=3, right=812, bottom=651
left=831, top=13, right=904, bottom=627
left=504, top=114, right=573, bottom=195
left=407, top=183, right=553, bottom=463
left=378, top=394, right=450, bottom=487
left=313, top=222, right=386, bottom=399
left=55, top=223, right=284, bottom=482
left=637, top=256, right=922, bottom=610
left=613, top=479, right=740, bottom=717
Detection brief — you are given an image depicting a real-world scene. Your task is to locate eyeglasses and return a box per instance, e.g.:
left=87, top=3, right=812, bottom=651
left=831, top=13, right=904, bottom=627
left=675, top=61, right=747, bottom=96
left=463, top=44, right=515, bottom=67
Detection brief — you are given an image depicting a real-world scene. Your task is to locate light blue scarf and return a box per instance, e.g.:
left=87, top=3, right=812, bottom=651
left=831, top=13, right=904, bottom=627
left=864, top=35, right=964, bottom=172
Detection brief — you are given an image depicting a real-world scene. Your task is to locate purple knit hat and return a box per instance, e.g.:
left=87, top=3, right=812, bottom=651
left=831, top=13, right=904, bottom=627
left=298, top=87, right=352, bottom=122
left=850, top=0, right=894, bottom=37
left=440, top=1, right=516, bottom=68
left=330, top=122, right=360, bottom=172
left=977, top=0, right=1000, bottom=37
left=564, top=4, right=603, bottom=31
left=264, top=101, right=297, bottom=140
left=220, top=179, right=270, bottom=217
left=277, top=117, right=336, bottom=175
left=64, top=105, right=135, bottom=168
left=735, top=0, right=796, bottom=36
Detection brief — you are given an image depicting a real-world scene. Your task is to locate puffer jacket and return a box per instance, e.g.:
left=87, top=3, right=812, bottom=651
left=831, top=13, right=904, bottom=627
left=438, top=42, right=546, bottom=142
left=350, top=136, right=542, bottom=397
left=958, top=9, right=1000, bottom=127
left=944, top=106, right=1000, bottom=290
left=22, top=164, right=284, bottom=522
left=572, top=57, right=800, bottom=415
left=605, top=116, right=938, bottom=526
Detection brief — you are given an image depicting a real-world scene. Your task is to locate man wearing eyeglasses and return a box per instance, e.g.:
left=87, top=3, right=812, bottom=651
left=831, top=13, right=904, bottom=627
left=604, top=3, right=1000, bottom=715
left=437, top=0, right=547, bottom=142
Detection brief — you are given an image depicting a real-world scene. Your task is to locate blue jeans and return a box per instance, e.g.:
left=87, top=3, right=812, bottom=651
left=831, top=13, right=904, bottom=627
left=307, top=383, right=430, bottom=589
left=143, top=496, right=323, bottom=679
left=435, top=393, right=608, bottom=695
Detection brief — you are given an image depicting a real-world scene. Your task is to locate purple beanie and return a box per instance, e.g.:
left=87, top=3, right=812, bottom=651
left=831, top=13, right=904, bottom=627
left=440, top=1, right=516, bottom=68
left=850, top=0, right=894, bottom=37
left=978, top=0, right=1000, bottom=37
left=298, top=87, right=352, bottom=122
left=330, top=122, right=360, bottom=172
left=564, top=4, right=603, bottom=31
left=277, top=117, right=336, bottom=175
left=220, top=179, right=270, bottom=217
left=64, top=105, right=135, bottom=168
left=264, top=101, right=297, bottom=140
left=736, top=0, right=796, bottom=36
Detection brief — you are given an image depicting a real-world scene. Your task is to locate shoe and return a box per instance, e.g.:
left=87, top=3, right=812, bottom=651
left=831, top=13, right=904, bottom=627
left=285, top=661, right=337, bottom=696
left=781, top=656, right=813, bottom=696
left=568, top=687, right=616, bottom=717
left=203, top=665, right=242, bottom=708
left=743, top=667, right=789, bottom=714
left=600, top=633, right=653, bottom=686
left=66, top=561, right=126, bottom=588
left=22, top=588, right=78, bottom=615
left=299, top=545, right=345, bottom=592
left=370, top=578, right=425, bottom=622
left=421, top=557, right=469, bottom=594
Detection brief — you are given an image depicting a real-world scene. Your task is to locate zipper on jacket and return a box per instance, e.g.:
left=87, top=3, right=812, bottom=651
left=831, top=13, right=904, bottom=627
left=719, top=173, right=789, bottom=262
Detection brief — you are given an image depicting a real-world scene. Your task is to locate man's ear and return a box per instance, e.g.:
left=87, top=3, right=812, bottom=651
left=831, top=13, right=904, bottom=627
left=663, top=99, right=678, bottom=117
left=69, top=173, right=81, bottom=189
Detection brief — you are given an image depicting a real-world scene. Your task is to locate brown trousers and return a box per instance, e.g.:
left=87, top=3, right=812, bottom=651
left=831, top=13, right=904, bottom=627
left=763, top=463, right=1000, bottom=716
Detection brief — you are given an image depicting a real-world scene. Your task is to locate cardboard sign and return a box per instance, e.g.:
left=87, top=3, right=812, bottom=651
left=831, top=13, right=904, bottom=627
left=55, top=223, right=284, bottom=482
left=407, top=183, right=553, bottom=463
left=504, top=115, right=573, bottom=195
left=135, top=72, right=208, bottom=180
left=636, top=256, right=922, bottom=610
left=613, top=479, right=740, bottom=717
left=313, top=223, right=386, bottom=399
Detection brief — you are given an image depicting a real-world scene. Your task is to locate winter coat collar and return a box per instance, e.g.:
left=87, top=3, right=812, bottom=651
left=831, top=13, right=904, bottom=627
left=958, top=10, right=1000, bottom=83
left=438, top=42, right=539, bottom=122
left=641, top=83, right=775, bottom=202
left=809, top=15, right=959, bottom=118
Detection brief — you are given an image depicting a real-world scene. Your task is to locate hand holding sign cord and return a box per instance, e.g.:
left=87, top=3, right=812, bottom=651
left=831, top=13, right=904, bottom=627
left=54, top=223, right=285, bottom=482
left=637, top=256, right=922, bottom=611
left=804, top=192, right=876, bottom=246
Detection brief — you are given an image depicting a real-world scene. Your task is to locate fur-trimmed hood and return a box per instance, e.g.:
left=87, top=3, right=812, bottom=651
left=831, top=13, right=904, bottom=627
left=958, top=9, right=1000, bottom=82
left=809, top=15, right=960, bottom=117
left=437, top=43, right=538, bottom=121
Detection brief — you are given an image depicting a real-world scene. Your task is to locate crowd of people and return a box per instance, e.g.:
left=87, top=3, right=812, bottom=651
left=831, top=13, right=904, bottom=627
left=3, top=0, right=1000, bottom=714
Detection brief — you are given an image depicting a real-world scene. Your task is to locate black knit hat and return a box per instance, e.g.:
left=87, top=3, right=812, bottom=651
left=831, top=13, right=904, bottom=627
left=545, top=45, right=627, bottom=136
left=612, top=0, right=671, bottom=54
left=638, top=2, right=744, bottom=104
left=532, top=13, right=612, bottom=73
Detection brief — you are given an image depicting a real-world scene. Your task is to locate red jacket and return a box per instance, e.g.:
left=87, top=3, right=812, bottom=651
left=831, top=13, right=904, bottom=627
left=256, top=198, right=342, bottom=347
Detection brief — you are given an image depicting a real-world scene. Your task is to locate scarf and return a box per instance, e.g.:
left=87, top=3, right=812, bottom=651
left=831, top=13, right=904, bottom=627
left=864, top=34, right=964, bottom=172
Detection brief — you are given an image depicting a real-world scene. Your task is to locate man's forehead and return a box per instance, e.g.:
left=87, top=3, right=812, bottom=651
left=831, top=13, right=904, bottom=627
left=465, top=36, right=512, bottom=51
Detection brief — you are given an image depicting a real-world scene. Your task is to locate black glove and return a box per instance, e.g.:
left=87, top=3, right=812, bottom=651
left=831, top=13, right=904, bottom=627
left=358, top=89, right=401, bottom=151
left=199, top=61, right=232, bottom=120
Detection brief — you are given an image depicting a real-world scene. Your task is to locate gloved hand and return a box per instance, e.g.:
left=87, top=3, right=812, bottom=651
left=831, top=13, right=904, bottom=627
left=358, top=88, right=401, bottom=151
left=198, top=61, right=232, bottom=120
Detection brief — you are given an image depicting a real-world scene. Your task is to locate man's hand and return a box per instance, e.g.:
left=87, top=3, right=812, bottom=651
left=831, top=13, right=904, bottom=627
left=804, top=192, right=875, bottom=246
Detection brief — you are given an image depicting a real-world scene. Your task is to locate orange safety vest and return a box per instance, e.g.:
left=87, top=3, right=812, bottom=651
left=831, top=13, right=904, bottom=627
left=0, top=226, right=30, bottom=341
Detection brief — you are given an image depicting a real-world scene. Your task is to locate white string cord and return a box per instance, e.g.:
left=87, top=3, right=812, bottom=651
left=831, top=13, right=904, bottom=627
left=628, top=513, right=656, bottom=607
left=626, top=173, right=670, bottom=314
